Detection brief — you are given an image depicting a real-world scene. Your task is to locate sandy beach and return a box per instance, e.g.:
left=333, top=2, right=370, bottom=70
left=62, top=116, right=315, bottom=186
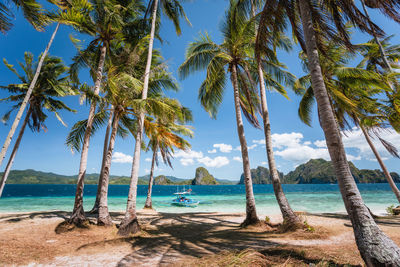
left=0, top=210, right=399, bottom=266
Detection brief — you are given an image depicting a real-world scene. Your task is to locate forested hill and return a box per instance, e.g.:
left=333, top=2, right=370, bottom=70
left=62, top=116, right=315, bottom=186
left=2, top=169, right=147, bottom=185
left=2, top=169, right=236, bottom=185
left=238, top=159, right=400, bottom=184
left=284, top=159, right=400, bottom=184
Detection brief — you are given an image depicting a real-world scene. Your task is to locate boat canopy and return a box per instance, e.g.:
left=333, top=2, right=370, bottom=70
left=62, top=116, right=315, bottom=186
left=173, top=191, right=191, bottom=195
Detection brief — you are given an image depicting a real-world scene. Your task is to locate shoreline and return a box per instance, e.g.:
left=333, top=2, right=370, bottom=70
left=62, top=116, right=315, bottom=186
left=1, top=210, right=399, bottom=266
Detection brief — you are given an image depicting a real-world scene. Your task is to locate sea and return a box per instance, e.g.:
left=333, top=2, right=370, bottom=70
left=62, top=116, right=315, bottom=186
left=0, top=184, right=398, bottom=215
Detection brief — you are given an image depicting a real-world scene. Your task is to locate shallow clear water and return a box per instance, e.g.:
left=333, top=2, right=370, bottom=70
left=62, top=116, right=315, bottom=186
left=0, top=184, right=397, bottom=215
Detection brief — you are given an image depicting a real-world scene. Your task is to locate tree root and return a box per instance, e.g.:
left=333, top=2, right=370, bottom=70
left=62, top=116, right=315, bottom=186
left=117, top=217, right=141, bottom=236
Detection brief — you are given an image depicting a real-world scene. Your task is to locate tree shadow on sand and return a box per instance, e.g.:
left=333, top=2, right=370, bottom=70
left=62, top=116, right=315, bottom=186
left=0, top=210, right=70, bottom=223
left=68, top=212, right=339, bottom=266
left=308, top=212, right=400, bottom=227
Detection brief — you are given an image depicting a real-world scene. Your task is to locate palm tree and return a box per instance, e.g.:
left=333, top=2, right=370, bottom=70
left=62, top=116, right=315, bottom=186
left=0, top=52, right=76, bottom=197
left=0, top=0, right=76, bottom=168
left=60, top=0, right=145, bottom=225
left=357, top=37, right=400, bottom=133
left=296, top=39, right=400, bottom=204
left=143, top=119, right=192, bottom=209
left=0, top=0, right=42, bottom=33
left=257, top=0, right=400, bottom=264
left=118, top=0, right=190, bottom=235
left=179, top=1, right=263, bottom=226
left=245, top=0, right=303, bottom=229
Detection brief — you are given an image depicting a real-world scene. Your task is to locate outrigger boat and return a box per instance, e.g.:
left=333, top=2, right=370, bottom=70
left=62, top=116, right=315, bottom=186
left=171, top=187, right=200, bottom=207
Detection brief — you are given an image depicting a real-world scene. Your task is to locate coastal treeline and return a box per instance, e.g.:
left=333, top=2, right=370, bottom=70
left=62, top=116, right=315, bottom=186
left=1, top=0, right=400, bottom=265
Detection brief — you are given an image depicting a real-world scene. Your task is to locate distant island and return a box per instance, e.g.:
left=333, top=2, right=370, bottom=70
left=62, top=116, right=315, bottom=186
left=238, top=158, right=400, bottom=184
left=3, top=158, right=399, bottom=185
left=2, top=167, right=234, bottom=185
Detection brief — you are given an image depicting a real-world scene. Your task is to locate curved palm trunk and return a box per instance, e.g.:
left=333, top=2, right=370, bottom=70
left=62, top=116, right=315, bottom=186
left=299, top=1, right=400, bottom=265
left=97, top=111, right=120, bottom=226
left=144, top=145, right=158, bottom=209
left=360, top=125, right=400, bottom=203
left=0, top=108, right=31, bottom=197
left=231, top=63, right=259, bottom=226
left=118, top=0, right=159, bottom=236
left=360, top=0, right=393, bottom=72
left=0, top=23, right=60, bottom=168
left=90, top=106, right=114, bottom=214
left=69, top=44, right=107, bottom=225
left=257, top=61, right=301, bottom=228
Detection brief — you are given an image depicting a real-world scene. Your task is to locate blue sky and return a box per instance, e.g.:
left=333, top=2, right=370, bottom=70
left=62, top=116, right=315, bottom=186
left=1, top=0, right=400, bottom=181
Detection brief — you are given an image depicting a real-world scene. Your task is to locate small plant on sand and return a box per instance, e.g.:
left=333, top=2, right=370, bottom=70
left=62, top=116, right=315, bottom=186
left=265, top=216, right=270, bottom=224
left=304, top=220, right=315, bottom=232
left=387, top=205, right=395, bottom=215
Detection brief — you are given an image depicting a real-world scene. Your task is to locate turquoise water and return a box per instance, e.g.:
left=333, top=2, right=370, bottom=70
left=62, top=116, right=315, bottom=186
left=0, top=184, right=397, bottom=215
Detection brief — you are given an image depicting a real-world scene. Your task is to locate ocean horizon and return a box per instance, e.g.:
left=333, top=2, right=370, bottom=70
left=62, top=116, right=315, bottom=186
left=1, top=183, right=397, bottom=215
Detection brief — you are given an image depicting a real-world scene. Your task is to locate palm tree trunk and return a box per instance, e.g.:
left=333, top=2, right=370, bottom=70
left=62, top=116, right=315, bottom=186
left=298, top=1, right=400, bottom=265
left=144, top=145, right=158, bottom=209
left=117, top=0, right=159, bottom=236
left=360, top=125, right=400, bottom=203
left=231, top=63, right=259, bottom=226
left=251, top=0, right=301, bottom=228
left=69, top=44, right=107, bottom=225
left=97, top=111, right=120, bottom=226
left=0, top=23, right=60, bottom=168
left=90, top=106, right=114, bottom=214
left=257, top=61, right=302, bottom=228
left=0, top=108, right=31, bottom=197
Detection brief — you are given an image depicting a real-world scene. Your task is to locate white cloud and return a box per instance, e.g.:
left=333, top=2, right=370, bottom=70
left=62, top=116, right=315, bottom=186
left=253, top=139, right=266, bottom=145
left=213, top=143, right=233, bottom=153
left=271, top=132, right=341, bottom=165
left=173, top=149, right=230, bottom=168
left=180, top=158, right=194, bottom=166
left=234, top=146, right=241, bottom=151
left=261, top=161, right=268, bottom=165
left=198, top=156, right=230, bottom=168
left=248, top=144, right=257, bottom=150
left=145, top=157, right=152, bottom=162
left=340, top=128, right=400, bottom=161
left=208, top=149, right=217, bottom=154
left=112, top=152, right=133, bottom=163
left=173, top=150, right=204, bottom=166
left=270, top=128, right=400, bottom=166
left=272, top=132, right=304, bottom=149
left=233, top=156, right=242, bottom=162
left=314, top=140, right=326, bottom=148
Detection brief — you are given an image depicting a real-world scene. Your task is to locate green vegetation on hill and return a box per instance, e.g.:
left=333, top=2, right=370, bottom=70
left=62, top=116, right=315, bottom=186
left=238, top=166, right=284, bottom=184
left=5, top=159, right=397, bottom=186
left=285, top=159, right=400, bottom=184
left=239, top=159, right=400, bottom=184
left=153, top=175, right=174, bottom=185
left=192, top=167, right=218, bottom=185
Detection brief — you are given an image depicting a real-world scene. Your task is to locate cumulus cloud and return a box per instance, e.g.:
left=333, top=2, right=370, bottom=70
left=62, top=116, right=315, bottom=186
left=261, top=161, right=268, bottom=165
left=233, top=156, right=242, bottom=162
left=340, top=128, right=400, bottom=161
left=248, top=144, right=257, bottom=150
left=112, top=152, right=133, bottom=163
left=145, top=157, right=152, bottom=162
left=174, top=150, right=204, bottom=166
left=173, top=149, right=229, bottom=168
left=271, top=132, right=333, bottom=164
left=252, top=139, right=265, bottom=145
left=234, top=146, right=241, bottom=151
left=207, top=149, right=217, bottom=154
left=198, top=156, right=230, bottom=168
left=213, top=143, right=233, bottom=153
left=270, top=129, right=400, bottom=166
